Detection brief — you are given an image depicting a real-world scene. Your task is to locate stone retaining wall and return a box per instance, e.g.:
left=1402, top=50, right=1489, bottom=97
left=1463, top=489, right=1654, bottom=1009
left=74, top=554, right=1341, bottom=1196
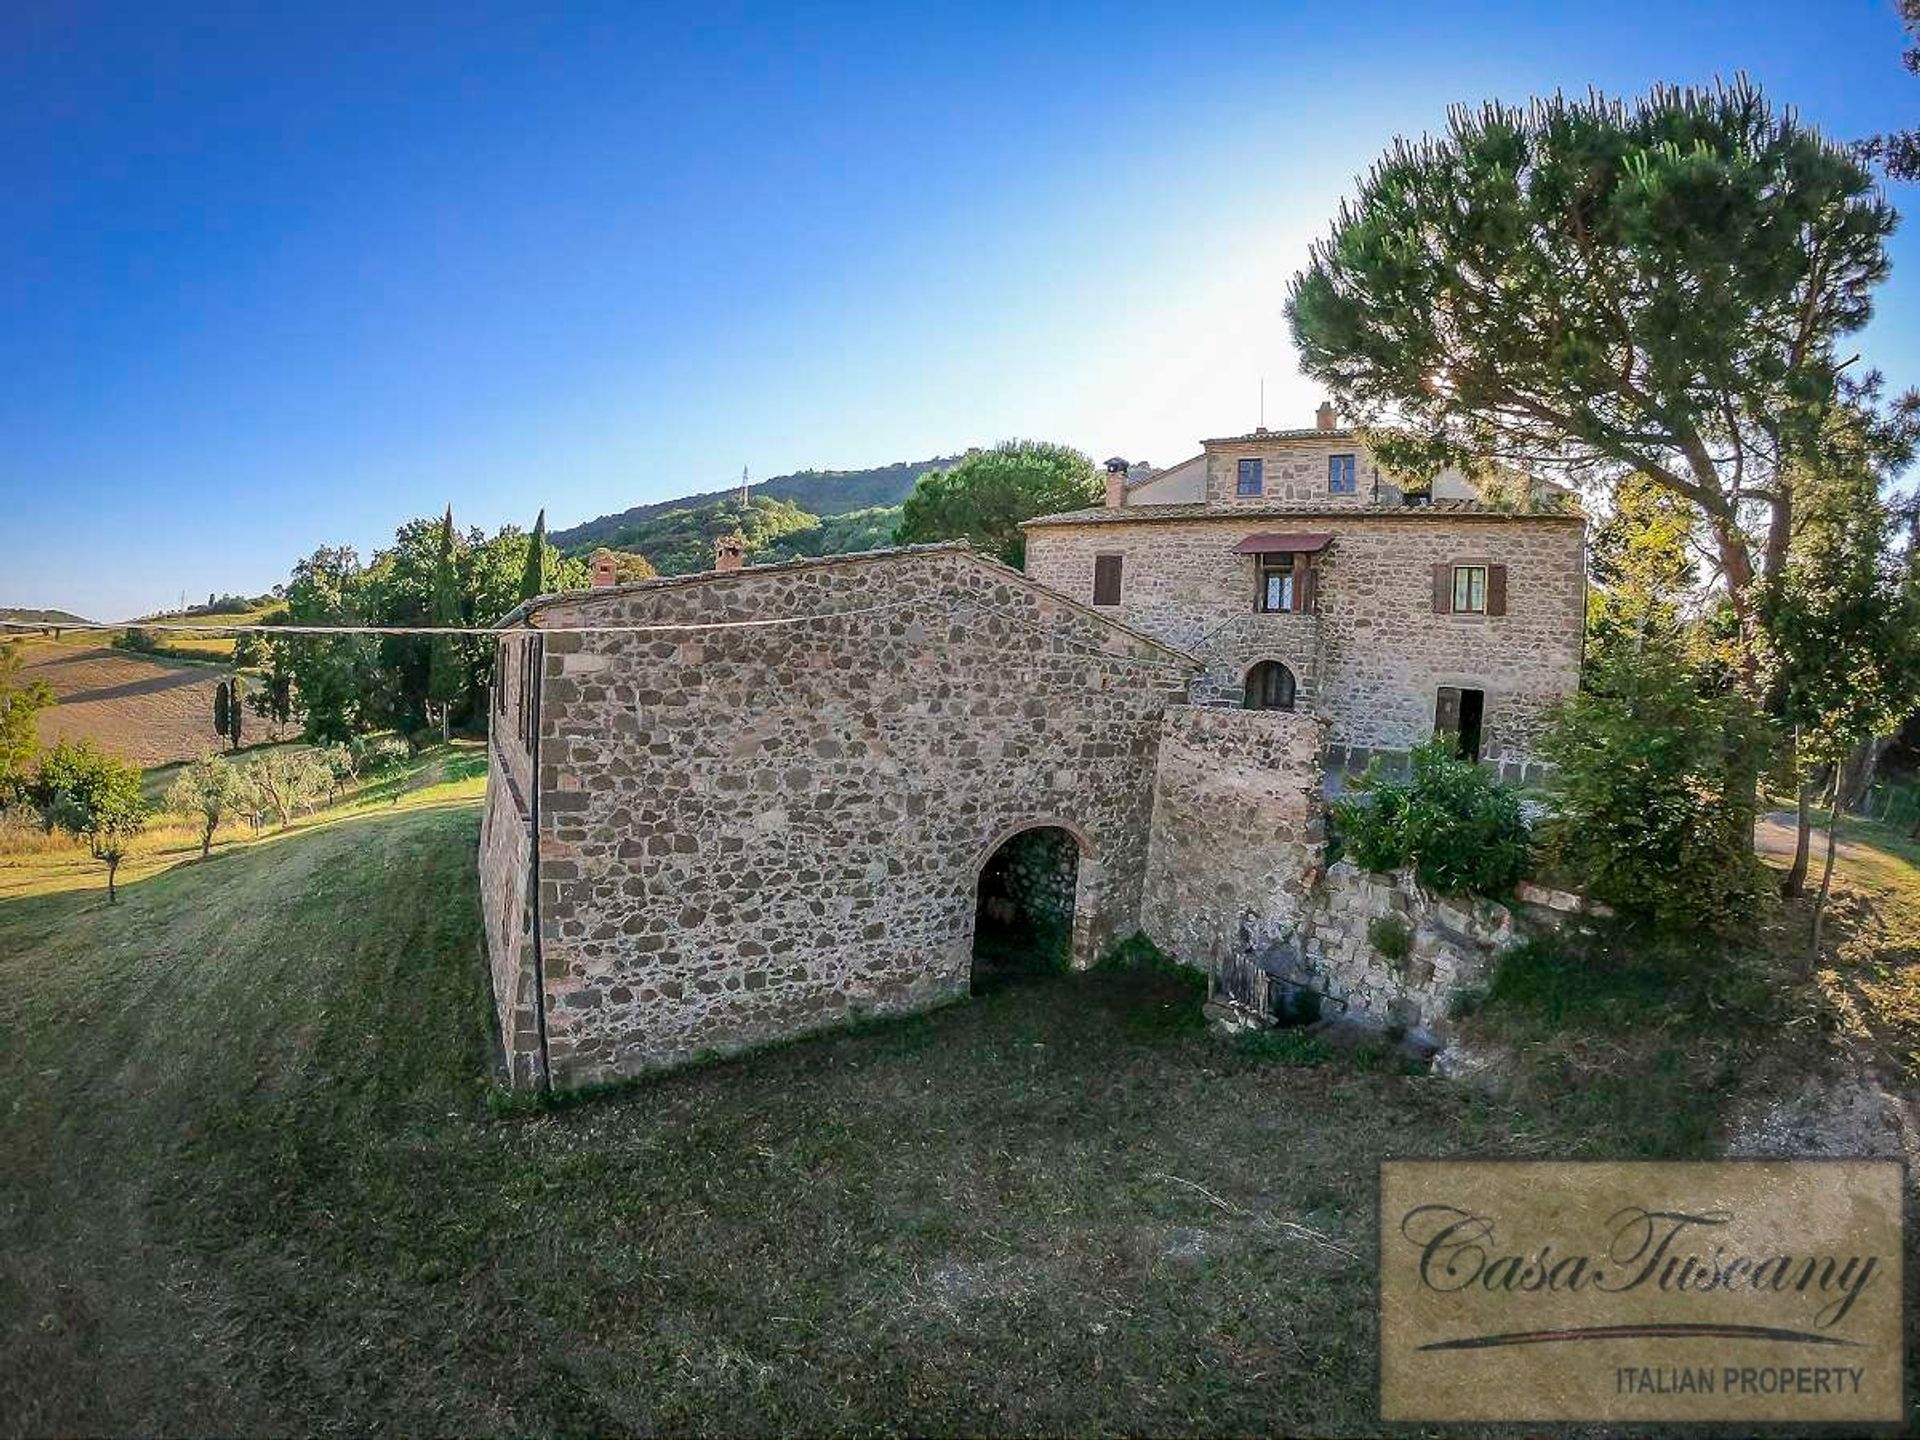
left=1290, top=862, right=1520, bottom=1039
left=1139, top=706, right=1329, bottom=969
left=1137, top=704, right=1522, bottom=1041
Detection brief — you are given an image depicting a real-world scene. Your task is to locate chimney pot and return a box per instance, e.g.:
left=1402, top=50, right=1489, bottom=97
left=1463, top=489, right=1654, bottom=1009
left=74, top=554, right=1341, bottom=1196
left=1103, top=456, right=1129, bottom=509
left=590, top=552, right=618, bottom=588
left=714, top=534, right=746, bottom=572
left=1315, top=401, right=1337, bottom=432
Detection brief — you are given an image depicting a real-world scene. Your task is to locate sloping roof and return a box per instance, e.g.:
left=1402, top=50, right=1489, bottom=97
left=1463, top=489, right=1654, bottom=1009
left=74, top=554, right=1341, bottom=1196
left=1023, top=499, right=1586, bottom=529
left=1203, top=426, right=1357, bottom=445
left=495, top=541, right=1201, bottom=666
left=1128, top=453, right=1204, bottom=490
left=1232, top=532, right=1334, bottom=554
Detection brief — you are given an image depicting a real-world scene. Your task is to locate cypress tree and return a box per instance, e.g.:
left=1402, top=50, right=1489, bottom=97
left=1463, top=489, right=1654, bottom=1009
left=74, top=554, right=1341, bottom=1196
left=520, top=508, right=549, bottom=601
left=213, top=680, right=230, bottom=742
left=427, top=505, right=463, bottom=741
left=226, top=675, right=244, bottom=750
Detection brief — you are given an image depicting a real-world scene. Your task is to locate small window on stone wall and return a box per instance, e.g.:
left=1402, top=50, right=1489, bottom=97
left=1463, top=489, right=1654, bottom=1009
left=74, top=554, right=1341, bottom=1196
left=1244, top=660, right=1297, bottom=711
left=516, top=637, right=541, bottom=752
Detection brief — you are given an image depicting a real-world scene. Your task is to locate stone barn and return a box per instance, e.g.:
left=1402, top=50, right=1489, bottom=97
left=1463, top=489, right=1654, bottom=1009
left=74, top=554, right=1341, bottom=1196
left=480, top=544, right=1195, bottom=1090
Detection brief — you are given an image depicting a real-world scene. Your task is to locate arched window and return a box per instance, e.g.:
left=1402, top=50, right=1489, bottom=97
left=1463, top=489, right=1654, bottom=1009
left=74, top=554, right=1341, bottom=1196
left=1244, top=661, right=1296, bottom=712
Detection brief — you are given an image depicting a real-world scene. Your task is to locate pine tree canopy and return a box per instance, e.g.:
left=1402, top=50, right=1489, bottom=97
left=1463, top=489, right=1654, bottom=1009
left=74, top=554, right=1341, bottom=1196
left=1287, top=78, right=1914, bottom=662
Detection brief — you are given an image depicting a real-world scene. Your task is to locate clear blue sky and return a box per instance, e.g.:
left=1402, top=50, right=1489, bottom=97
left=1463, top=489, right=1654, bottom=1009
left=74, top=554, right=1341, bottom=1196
left=5, top=0, right=1918, bottom=619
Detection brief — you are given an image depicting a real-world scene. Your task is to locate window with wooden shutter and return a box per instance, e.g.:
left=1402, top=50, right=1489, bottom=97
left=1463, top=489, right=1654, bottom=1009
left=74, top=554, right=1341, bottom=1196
left=1451, top=565, right=1488, bottom=614
left=1486, top=564, right=1508, bottom=616
left=1257, top=552, right=1294, bottom=612
left=1092, top=554, right=1123, bottom=606
left=517, top=636, right=542, bottom=753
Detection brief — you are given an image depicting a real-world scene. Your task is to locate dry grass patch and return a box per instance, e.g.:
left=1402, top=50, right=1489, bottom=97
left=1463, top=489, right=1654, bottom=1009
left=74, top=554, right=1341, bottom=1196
left=20, top=642, right=234, bottom=767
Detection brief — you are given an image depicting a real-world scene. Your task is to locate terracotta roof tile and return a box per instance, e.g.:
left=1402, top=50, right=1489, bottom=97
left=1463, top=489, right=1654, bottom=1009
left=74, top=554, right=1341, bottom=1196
left=1023, top=499, right=1585, bottom=528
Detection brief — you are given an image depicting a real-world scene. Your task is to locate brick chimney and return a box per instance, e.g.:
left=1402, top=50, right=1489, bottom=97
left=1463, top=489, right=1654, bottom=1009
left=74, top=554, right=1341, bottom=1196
left=590, top=551, right=618, bottom=587
left=714, top=533, right=746, bottom=572
left=1315, top=400, right=1337, bottom=432
left=1103, top=456, right=1129, bottom=509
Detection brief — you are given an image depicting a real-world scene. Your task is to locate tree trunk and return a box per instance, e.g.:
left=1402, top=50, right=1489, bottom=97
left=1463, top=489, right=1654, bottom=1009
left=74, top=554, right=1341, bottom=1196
left=201, top=821, right=213, bottom=859
left=1782, top=777, right=1813, bottom=898
left=1762, top=487, right=1793, bottom=585
left=1811, top=783, right=1840, bottom=962
left=1707, top=514, right=1760, bottom=690
left=106, top=855, right=119, bottom=904
left=1810, top=738, right=1887, bottom=960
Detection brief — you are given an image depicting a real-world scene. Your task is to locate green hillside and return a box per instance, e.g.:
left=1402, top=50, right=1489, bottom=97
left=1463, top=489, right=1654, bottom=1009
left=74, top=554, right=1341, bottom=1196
left=559, top=494, right=910, bottom=575
left=550, top=455, right=957, bottom=554
left=0, top=606, right=91, bottom=628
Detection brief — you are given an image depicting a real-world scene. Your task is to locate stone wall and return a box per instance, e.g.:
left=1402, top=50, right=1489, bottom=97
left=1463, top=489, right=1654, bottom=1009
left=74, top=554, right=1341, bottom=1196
left=494, top=545, right=1192, bottom=1089
left=1137, top=706, right=1522, bottom=1043
left=1289, top=862, right=1519, bottom=1040
left=1139, top=706, right=1329, bottom=970
left=478, top=631, right=543, bottom=1086
left=478, top=753, right=543, bottom=1086
left=1024, top=509, right=1585, bottom=772
left=985, top=826, right=1079, bottom=933
left=1201, top=433, right=1397, bottom=508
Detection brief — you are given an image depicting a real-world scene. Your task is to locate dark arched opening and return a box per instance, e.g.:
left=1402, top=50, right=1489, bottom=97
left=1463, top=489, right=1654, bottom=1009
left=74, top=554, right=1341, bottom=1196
left=1244, top=660, right=1296, bottom=711
left=971, top=825, right=1079, bottom=991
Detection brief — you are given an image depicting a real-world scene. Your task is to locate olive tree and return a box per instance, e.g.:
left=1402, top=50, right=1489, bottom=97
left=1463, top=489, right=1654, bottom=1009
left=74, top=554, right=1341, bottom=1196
left=166, top=752, right=243, bottom=859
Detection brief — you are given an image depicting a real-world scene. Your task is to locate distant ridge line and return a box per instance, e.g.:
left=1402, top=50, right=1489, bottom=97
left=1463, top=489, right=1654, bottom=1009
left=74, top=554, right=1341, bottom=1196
left=551, top=454, right=961, bottom=551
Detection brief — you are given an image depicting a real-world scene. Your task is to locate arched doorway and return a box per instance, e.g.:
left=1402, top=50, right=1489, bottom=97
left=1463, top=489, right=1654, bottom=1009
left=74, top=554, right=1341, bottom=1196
left=1244, top=660, right=1296, bottom=711
left=971, top=825, right=1081, bottom=991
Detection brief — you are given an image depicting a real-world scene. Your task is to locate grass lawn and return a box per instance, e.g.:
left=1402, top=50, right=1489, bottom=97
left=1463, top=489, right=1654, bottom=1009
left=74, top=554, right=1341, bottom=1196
left=0, top=766, right=1914, bottom=1434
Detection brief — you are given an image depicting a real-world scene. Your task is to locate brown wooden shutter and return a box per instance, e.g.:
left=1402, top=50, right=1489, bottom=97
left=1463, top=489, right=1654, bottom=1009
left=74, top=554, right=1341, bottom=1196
left=1293, top=553, right=1313, bottom=613
left=1486, top=564, right=1508, bottom=616
left=1092, top=554, right=1122, bottom=605
left=1432, top=562, right=1452, bottom=613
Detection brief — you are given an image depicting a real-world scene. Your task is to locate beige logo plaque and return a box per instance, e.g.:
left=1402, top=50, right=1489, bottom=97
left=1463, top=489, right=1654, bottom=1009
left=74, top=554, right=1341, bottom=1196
left=1379, top=1160, right=1905, bottom=1424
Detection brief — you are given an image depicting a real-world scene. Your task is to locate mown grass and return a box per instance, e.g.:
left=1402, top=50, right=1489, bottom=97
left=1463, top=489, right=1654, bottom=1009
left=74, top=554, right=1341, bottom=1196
left=1805, top=809, right=1920, bottom=1082
left=0, top=743, right=485, bottom=903
left=0, top=768, right=1648, bottom=1437
left=2, top=769, right=1912, bottom=1434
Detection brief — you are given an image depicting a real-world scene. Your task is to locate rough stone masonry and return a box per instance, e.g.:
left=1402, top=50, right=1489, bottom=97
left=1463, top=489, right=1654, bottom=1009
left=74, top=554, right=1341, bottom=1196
left=481, top=545, right=1193, bottom=1090
left=482, top=527, right=1575, bottom=1091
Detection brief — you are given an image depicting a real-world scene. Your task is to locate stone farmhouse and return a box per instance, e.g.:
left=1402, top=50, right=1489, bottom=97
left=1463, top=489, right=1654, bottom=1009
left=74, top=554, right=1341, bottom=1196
left=481, top=408, right=1587, bottom=1092
left=1024, top=403, right=1587, bottom=780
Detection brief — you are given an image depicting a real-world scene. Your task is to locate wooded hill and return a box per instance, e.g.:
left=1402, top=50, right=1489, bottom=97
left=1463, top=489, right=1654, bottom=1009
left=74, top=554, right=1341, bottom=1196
left=551, top=456, right=959, bottom=575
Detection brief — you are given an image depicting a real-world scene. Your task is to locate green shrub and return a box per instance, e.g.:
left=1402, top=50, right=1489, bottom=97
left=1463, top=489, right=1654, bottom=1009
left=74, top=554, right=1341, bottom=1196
left=1097, top=931, right=1175, bottom=972
left=1537, top=643, right=1770, bottom=934
left=1331, top=739, right=1531, bottom=896
left=351, top=735, right=410, bottom=774
left=1367, top=915, right=1412, bottom=965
